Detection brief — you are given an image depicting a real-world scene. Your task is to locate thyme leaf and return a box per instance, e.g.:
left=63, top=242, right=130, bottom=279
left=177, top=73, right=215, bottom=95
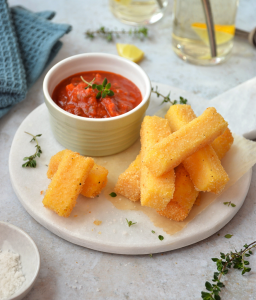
left=109, top=192, right=117, bottom=197
left=126, top=218, right=137, bottom=227
left=223, top=201, right=236, bottom=207
left=224, top=234, right=233, bottom=239
left=151, top=86, right=188, bottom=105
left=86, top=26, right=148, bottom=42
left=22, top=132, right=42, bottom=168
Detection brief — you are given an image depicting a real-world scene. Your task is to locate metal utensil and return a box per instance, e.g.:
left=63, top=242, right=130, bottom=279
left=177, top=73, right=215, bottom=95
left=156, top=0, right=163, bottom=9
left=201, top=0, right=217, bottom=58
left=235, top=28, right=256, bottom=47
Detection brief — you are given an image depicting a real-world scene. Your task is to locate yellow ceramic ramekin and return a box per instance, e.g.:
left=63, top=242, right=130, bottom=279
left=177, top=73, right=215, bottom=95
left=43, top=53, right=151, bottom=156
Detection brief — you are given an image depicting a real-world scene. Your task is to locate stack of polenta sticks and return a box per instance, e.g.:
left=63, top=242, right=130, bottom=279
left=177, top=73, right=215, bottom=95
left=43, top=150, right=108, bottom=217
left=115, top=105, right=234, bottom=221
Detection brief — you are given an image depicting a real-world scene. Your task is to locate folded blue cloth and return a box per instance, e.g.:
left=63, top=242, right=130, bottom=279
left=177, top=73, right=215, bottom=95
left=0, top=0, right=71, bottom=118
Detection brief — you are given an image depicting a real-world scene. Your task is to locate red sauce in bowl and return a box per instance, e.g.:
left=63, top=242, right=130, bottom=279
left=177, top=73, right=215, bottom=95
left=52, top=71, right=142, bottom=118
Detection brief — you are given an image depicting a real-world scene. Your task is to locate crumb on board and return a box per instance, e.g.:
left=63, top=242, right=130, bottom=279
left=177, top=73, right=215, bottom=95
left=74, top=215, right=78, bottom=218
left=94, top=220, right=102, bottom=226
left=40, top=190, right=44, bottom=195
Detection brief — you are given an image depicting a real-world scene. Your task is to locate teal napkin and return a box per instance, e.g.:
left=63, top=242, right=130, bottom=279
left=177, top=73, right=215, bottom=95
left=0, top=0, right=72, bottom=118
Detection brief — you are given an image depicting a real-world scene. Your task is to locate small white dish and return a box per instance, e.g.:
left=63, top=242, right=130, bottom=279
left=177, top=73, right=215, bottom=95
left=0, top=222, right=40, bottom=300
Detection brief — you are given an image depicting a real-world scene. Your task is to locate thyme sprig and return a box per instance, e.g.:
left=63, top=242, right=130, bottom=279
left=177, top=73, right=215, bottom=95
left=80, top=77, right=96, bottom=89
left=201, top=241, right=256, bottom=300
left=22, top=132, right=42, bottom=168
left=126, top=218, right=137, bottom=227
left=223, top=201, right=236, bottom=208
left=86, top=26, right=148, bottom=42
left=151, top=86, right=188, bottom=105
left=81, top=76, right=114, bottom=99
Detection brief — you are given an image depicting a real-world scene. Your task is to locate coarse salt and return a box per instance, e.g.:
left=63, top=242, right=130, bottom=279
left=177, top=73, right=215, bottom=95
left=0, top=250, right=25, bottom=300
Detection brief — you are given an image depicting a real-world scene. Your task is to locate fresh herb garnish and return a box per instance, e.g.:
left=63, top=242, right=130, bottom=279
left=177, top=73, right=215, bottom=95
left=126, top=218, right=137, bottom=227
left=149, top=253, right=153, bottom=257
left=151, top=230, right=155, bottom=234
left=22, top=132, right=42, bottom=168
left=201, top=241, right=256, bottom=299
left=224, top=234, right=233, bottom=239
left=179, top=96, right=188, bottom=104
left=86, top=26, right=148, bottom=42
left=223, top=201, right=236, bottom=207
left=158, top=235, right=164, bottom=241
left=109, top=192, right=117, bottom=197
left=151, top=86, right=188, bottom=105
left=81, top=76, right=114, bottom=99
left=80, top=77, right=96, bottom=89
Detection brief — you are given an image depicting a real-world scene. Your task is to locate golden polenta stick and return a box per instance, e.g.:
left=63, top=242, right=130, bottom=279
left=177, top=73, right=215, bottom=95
left=47, top=149, right=73, bottom=179
left=114, top=117, right=232, bottom=204
left=212, top=128, right=234, bottom=160
left=43, top=151, right=94, bottom=217
left=157, top=164, right=199, bottom=221
left=114, top=154, right=141, bottom=202
left=140, top=116, right=175, bottom=210
left=165, top=104, right=197, bottom=132
left=165, top=105, right=229, bottom=194
left=47, top=150, right=108, bottom=198
left=144, top=107, right=228, bottom=177
left=81, top=165, right=108, bottom=198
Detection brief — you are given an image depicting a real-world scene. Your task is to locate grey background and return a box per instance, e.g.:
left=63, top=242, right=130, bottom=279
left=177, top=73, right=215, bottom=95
left=1, top=0, right=256, bottom=299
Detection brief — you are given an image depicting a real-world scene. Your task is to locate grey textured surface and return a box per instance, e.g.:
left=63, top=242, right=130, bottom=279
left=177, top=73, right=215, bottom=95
left=1, top=0, right=256, bottom=299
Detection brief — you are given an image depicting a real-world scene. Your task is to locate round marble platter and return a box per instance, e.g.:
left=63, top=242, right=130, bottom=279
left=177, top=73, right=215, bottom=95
left=9, top=83, right=252, bottom=255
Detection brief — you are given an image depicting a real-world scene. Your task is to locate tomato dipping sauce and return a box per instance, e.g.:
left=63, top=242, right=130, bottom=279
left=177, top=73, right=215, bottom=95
left=52, top=71, right=142, bottom=118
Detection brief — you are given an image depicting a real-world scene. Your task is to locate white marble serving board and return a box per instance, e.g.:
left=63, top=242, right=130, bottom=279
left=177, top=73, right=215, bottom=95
left=9, top=83, right=252, bottom=255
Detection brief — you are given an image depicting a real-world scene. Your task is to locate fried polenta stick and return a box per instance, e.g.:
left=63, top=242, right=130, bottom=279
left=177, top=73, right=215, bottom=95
left=143, top=107, right=228, bottom=177
left=157, top=164, right=199, bottom=221
left=43, top=151, right=94, bottom=217
left=140, top=116, right=175, bottom=210
left=116, top=127, right=233, bottom=203
left=47, top=149, right=72, bottom=179
left=165, top=105, right=229, bottom=194
left=81, top=165, right=108, bottom=198
left=114, top=154, right=141, bottom=202
left=47, top=150, right=108, bottom=198
left=212, top=128, right=234, bottom=160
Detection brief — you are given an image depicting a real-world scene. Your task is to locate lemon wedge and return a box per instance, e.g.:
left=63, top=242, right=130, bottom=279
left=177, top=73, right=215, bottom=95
left=116, top=43, right=144, bottom=63
left=191, top=23, right=235, bottom=46
left=114, top=0, right=131, bottom=5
